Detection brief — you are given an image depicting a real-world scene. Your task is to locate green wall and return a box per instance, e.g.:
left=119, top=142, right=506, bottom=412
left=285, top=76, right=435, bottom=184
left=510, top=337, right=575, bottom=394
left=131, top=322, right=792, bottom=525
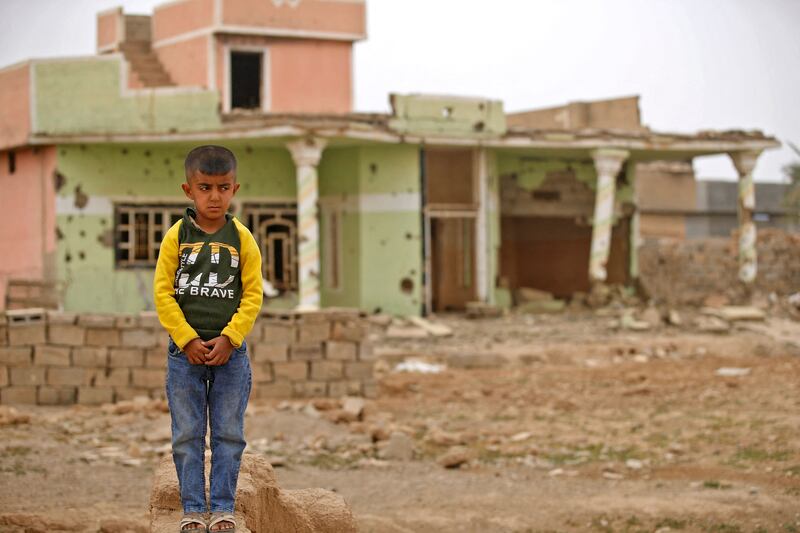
left=34, top=57, right=219, bottom=136
left=55, top=142, right=295, bottom=313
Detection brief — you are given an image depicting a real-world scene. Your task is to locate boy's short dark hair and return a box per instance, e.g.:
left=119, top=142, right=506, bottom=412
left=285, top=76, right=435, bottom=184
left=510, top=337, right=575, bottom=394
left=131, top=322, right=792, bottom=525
left=184, top=145, right=237, bottom=181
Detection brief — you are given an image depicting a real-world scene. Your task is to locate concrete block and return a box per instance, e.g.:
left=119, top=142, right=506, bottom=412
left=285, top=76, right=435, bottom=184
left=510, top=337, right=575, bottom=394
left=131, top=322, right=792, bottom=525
left=10, top=366, right=45, bottom=386
left=8, top=324, right=46, bottom=346
left=0, top=365, right=7, bottom=387
left=77, top=387, right=113, bottom=405
left=115, top=315, right=139, bottom=329
left=297, top=322, right=330, bottom=343
left=252, top=343, right=288, bottom=363
left=34, top=345, right=71, bottom=366
left=311, top=360, right=343, bottom=381
left=77, top=314, right=116, bottom=328
left=289, top=342, right=323, bottom=361
left=38, top=386, right=77, bottom=405
left=94, top=368, right=131, bottom=387
left=330, top=321, right=365, bottom=342
left=292, top=381, right=327, bottom=398
left=121, top=328, right=158, bottom=348
left=108, top=348, right=144, bottom=368
left=46, top=311, right=77, bottom=325
left=131, top=368, right=164, bottom=388
left=138, top=311, right=161, bottom=328
left=149, top=388, right=166, bottom=400
left=0, top=386, right=37, bottom=405
left=358, top=342, right=375, bottom=360
left=344, top=361, right=374, bottom=380
left=253, top=381, right=293, bottom=399
left=72, top=347, right=108, bottom=367
left=325, top=341, right=358, bottom=361
left=114, top=386, right=153, bottom=401
left=0, top=347, right=33, bottom=366
left=145, top=348, right=166, bottom=368
left=47, top=367, right=90, bottom=387
left=273, top=361, right=308, bottom=381
left=251, top=362, right=273, bottom=383
left=48, top=324, right=86, bottom=346
left=327, top=380, right=363, bottom=398
left=86, top=327, right=121, bottom=347
left=262, top=323, right=295, bottom=344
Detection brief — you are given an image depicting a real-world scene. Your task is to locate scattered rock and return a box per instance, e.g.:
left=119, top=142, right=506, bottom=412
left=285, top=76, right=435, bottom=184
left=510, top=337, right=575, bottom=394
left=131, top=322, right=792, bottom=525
left=625, top=459, right=644, bottom=470
left=407, top=316, right=453, bottom=337
left=621, top=311, right=651, bottom=331
left=465, top=301, right=503, bottom=319
left=446, top=352, right=506, bottom=369
left=380, top=432, right=414, bottom=461
left=704, top=306, right=766, bottom=322
left=641, top=306, right=662, bottom=328
left=341, top=397, right=366, bottom=420
left=694, top=315, right=730, bottom=333
left=668, top=309, right=683, bottom=326
left=436, top=445, right=473, bottom=468
left=0, top=406, right=31, bottom=426
left=385, top=325, right=429, bottom=339
left=715, top=367, right=751, bottom=377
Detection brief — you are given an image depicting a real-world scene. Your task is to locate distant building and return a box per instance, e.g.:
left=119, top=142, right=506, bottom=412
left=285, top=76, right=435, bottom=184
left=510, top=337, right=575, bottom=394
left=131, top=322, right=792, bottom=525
left=0, top=0, right=780, bottom=313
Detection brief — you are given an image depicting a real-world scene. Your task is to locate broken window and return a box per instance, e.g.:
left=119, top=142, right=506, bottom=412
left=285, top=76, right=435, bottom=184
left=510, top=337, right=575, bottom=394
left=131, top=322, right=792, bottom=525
left=241, top=203, right=298, bottom=292
left=230, top=51, right=263, bottom=110
left=114, top=204, right=185, bottom=267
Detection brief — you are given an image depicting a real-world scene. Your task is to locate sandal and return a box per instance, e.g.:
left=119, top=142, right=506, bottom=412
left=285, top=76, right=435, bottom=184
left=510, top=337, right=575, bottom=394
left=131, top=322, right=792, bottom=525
left=179, top=513, right=207, bottom=532
left=208, top=512, right=236, bottom=532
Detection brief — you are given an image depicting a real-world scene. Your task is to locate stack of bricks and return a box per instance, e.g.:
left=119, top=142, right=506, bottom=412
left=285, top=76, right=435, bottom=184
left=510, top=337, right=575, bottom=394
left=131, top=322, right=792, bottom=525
left=0, top=308, right=376, bottom=406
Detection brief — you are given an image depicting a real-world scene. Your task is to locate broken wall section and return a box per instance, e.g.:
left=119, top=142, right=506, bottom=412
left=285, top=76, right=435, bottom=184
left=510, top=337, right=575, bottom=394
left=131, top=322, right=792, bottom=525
left=0, top=309, right=376, bottom=406
left=638, top=229, right=800, bottom=305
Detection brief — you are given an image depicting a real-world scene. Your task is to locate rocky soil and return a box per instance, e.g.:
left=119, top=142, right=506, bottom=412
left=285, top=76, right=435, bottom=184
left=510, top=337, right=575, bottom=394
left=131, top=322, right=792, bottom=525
left=1, top=310, right=799, bottom=532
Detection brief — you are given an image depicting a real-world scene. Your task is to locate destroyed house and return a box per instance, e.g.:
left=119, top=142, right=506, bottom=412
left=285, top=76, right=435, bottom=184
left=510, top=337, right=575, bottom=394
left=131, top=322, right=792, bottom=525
left=0, top=0, right=779, bottom=315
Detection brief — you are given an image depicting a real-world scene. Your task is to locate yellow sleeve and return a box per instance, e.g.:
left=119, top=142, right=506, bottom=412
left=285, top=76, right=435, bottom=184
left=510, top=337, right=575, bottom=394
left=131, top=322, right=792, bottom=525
left=221, top=218, right=264, bottom=347
left=153, top=220, right=199, bottom=350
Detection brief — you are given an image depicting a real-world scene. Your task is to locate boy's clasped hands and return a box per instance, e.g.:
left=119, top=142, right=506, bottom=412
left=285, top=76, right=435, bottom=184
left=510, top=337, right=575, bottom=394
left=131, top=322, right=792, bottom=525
left=183, top=336, right=235, bottom=366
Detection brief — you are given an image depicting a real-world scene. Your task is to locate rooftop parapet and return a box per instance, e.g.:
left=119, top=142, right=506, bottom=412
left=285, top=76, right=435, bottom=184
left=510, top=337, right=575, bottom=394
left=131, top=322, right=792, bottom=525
left=389, top=94, right=507, bottom=139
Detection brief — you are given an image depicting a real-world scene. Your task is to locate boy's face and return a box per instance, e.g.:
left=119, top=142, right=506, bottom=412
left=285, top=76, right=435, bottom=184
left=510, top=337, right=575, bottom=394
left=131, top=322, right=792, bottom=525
left=182, top=170, right=240, bottom=223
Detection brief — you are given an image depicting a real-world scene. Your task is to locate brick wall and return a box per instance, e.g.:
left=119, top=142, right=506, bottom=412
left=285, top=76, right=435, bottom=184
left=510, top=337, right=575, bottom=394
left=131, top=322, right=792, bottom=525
left=638, top=229, right=800, bottom=305
left=0, top=309, right=376, bottom=406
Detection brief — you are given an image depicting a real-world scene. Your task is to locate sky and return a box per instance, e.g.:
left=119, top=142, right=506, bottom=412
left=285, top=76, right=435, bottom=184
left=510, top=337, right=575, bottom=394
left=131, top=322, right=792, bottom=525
left=1, top=0, right=798, bottom=181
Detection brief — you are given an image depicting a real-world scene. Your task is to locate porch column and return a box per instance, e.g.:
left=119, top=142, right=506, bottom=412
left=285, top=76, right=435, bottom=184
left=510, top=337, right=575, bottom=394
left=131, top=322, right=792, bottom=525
left=287, top=137, right=327, bottom=310
left=589, top=149, right=629, bottom=283
left=728, top=150, right=762, bottom=284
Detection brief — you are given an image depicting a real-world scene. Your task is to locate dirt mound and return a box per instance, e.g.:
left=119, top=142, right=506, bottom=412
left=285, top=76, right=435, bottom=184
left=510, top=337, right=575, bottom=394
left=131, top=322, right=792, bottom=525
left=149, top=453, right=356, bottom=533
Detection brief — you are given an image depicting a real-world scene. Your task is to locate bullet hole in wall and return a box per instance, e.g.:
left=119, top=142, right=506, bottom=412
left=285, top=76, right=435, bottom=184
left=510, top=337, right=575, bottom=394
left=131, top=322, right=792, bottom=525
left=164, top=158, right=170, bottom=166
left=245, top=145, right=253, bottom=154
left=59, top=149, right=67, bottom=156
left=99, top=218, right=106, bottom=226
left=74, top=185, right=88, bottom=209
left=370, top=163, right=377, bottom=174
left=121, top=148, right=128, bottom=155
left=65, top=252, right=72, bottom=263
left=144, top=150, right=151, bottom=157
left=373, top=306, right=382, bottom=314
left=97, top=229, right=113, bottom=248
left=53, top=170, right=66, bottom=192
left=405, top=232, right=413, bottom=240
left=55, top=227, right=63, bottom=240
left=380, top=239, right=387, bottom=246
left=67, top=215, right=73, bottom=223
left=79, top=230, right=86, bottom=238
left=78, top=251, right=85, bottom=260
left=79, top=144, right=87, bottom=151
left=410, top=269, right=416, bottom=275
left=400, top=277, right=414, bottom=294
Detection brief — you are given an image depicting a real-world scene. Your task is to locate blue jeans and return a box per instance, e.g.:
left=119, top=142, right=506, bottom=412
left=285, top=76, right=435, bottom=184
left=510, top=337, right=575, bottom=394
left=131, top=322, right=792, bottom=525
left=165, top=337, right=252, bottom=514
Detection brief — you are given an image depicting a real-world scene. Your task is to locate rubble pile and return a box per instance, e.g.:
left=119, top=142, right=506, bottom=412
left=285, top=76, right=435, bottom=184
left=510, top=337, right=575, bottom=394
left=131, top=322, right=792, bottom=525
left=638, top=229, right=800, bottom=305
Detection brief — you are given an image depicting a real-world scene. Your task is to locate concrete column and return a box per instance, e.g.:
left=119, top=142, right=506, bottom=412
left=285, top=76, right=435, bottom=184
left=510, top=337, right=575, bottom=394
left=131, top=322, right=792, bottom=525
left=287, top=137, right=327, bottom=310
left=729, top=150, right=762, bottom=284
left=475, top=148, right=489, bottom=302
left=589, top=149, right=629, bottom=283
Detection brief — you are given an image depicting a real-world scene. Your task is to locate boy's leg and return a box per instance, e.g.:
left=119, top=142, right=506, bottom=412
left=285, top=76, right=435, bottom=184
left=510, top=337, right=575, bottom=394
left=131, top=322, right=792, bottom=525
left=166, top=339, right=210, bottom=515
left=207, top=342, right=252, bottom=515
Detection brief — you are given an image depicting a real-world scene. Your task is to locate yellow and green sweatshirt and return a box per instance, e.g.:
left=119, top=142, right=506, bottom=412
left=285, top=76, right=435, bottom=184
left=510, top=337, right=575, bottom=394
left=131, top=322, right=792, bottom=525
left=153, top=207, right=263, bottom=350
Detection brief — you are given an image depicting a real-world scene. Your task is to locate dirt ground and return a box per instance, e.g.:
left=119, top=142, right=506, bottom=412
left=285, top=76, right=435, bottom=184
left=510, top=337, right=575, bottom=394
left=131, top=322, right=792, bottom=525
left=1, top=310, right=799, bottom=532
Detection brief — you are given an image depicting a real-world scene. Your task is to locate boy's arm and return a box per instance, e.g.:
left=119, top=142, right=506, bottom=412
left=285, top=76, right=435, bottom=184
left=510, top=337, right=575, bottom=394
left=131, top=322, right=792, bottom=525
left=221, top=220, right=264, bottom=348
left=153, top=221, right=199, bottom=350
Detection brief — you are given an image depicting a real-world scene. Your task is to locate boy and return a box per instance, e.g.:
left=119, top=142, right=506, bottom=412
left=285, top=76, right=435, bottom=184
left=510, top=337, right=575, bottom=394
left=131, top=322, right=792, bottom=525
left=154, top=145, right=263, bottom=532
